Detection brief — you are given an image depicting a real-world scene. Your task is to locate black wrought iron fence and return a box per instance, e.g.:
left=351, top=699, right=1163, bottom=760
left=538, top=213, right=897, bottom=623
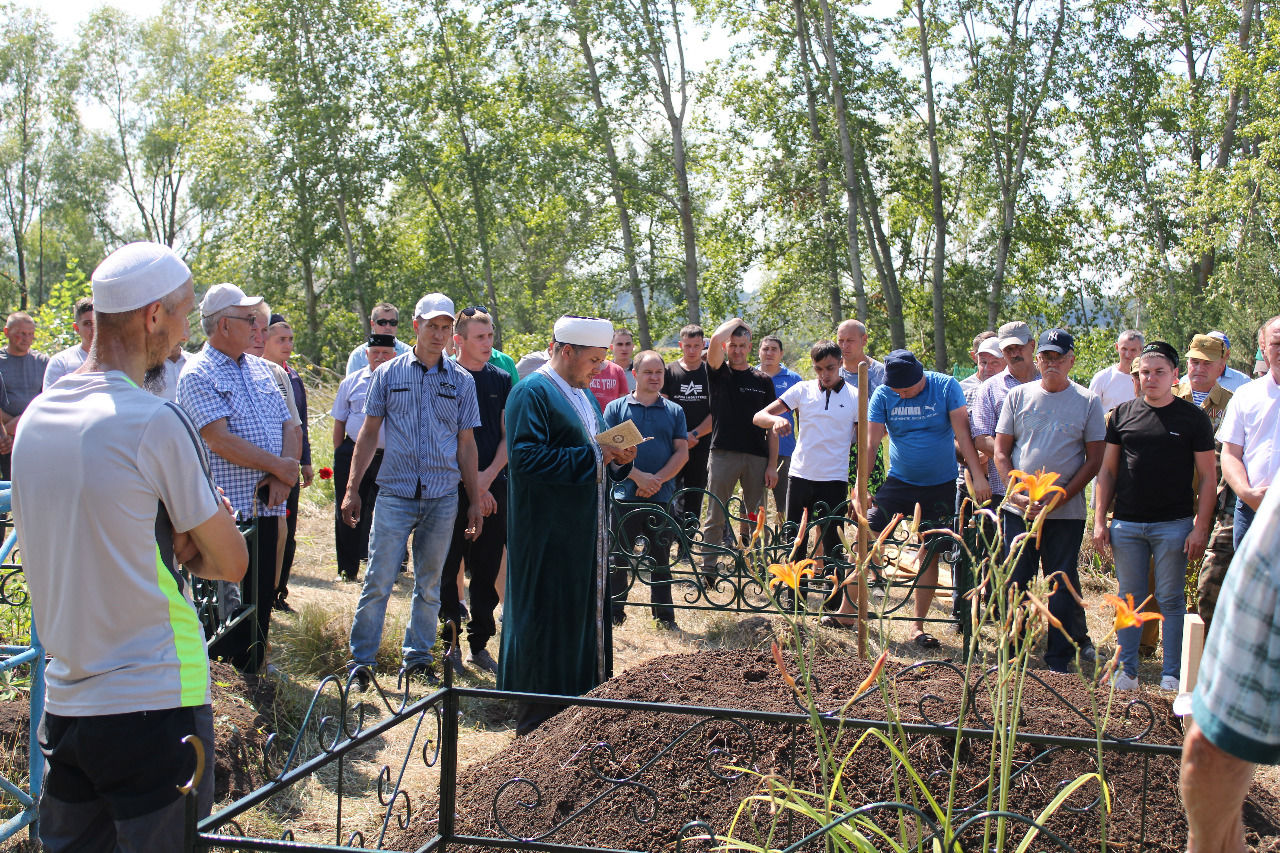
left=607, top=487, right=975, bottom=636
left=185, top=663, right=1181, bottom=853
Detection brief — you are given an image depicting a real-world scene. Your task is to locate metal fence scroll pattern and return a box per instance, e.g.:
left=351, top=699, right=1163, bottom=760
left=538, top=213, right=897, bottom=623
left=0, top=483, right=45, bottom=844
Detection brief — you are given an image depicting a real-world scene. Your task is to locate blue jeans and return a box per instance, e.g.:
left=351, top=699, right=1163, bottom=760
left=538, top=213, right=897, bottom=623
left=349, top=492, right=459, bottom=668
left=1234, top=500, right=1257, bottom=550
left=1000, top=512, right=1089, bottom=672
left=1110, top=517, right=1193, bottom=679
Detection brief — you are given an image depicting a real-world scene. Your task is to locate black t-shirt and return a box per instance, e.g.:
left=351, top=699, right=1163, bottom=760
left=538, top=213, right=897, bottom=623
left=707, top=362, right=776, bottom=457
left=663, top=360, right=711, bottom=430
left=1105, top=396, right=1215, bottom=522
left=464, top=363, right=512, bottom=478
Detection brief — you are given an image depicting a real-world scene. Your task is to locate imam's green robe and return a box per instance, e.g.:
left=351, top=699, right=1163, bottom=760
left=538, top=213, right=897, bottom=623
left=498, top=369, right=631, bottom=696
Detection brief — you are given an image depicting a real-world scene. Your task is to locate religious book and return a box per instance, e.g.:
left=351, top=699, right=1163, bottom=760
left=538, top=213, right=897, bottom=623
left=595, top=419, right=651, bottom=450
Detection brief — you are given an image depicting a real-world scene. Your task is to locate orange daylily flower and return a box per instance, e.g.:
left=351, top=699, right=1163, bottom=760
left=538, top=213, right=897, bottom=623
left=1007, top=468, right=1067, bottom=505
left=749, top=505, right=767, bottom=546
left=853, top=649, right=889, bottom=697
left=767, top=558, right=817, bottom=592
left=1104, top=593, right=1165, bottom=631
left=771, top=640, right=800, bottom=696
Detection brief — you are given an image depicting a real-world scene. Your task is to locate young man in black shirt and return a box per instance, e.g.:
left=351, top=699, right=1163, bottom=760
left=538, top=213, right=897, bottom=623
left=663, top=325, right=714, bottom=524
left=700, top=318, right=777, bottom=578
left=438, top=308, right=510, bottom=673
left=1094, top=340, right=1217, bottom=692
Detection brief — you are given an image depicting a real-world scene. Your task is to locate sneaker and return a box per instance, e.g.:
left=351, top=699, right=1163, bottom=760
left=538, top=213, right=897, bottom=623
left=466, top=648, right=498, bottom=673
left=655, top=618, right=679, bottom=631
left=1112, top=672, right=1139, bottom=692
left=400, top=662, right=439, bottom=687
left=1079, top=641, right=1097, bottom=664
left=1160, top=675, right=1180, bottom=692
left=443, top=646, right=466, bottom=674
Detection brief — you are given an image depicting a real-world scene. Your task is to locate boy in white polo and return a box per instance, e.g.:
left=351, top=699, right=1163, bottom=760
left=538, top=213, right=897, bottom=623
left=754, top=340, right=857, bottom=590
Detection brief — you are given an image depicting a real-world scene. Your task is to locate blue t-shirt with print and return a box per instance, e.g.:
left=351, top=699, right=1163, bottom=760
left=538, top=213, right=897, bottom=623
left=761, top=365, right=803, bottom=457
left=868, top=371, right=966, bottom=486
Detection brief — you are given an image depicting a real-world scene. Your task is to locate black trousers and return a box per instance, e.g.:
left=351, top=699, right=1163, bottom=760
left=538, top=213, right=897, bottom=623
left=786, top=477, right=849, bottom=611
left=439, top=485, right=507, bottom=652
left=610, top=501, right=676, bottom=623
left=276, top=483, right=300, bottom=601
left=233, top=518, right=279, bottom=673
left=333, top=439, right=382, bottom=580
left=673, top=441, right=711, bottom=524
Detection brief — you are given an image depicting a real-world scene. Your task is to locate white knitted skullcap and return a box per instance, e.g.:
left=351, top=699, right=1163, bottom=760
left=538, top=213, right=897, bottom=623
left=91, top=242, right=191, bottom=314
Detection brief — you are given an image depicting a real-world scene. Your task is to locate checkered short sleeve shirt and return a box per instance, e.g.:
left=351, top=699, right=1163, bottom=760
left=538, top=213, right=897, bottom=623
left=176, top=345, right=291, bottom=518
left=1192, top=485, right=1280, bottom=764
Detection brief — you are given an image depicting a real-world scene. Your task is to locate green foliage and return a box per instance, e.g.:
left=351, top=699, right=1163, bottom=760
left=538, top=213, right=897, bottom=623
left=30, top=258, right=90, bottom=354
left=1, top=0, right=1275, bottom=359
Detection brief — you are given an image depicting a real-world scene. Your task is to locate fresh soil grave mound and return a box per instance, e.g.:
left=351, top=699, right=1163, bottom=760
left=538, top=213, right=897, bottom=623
left=390, top=649, right=1280, bottom=852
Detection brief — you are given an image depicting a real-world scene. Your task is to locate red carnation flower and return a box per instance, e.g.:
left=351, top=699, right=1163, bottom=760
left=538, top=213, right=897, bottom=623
left=318, top=467, right=334, bottom=480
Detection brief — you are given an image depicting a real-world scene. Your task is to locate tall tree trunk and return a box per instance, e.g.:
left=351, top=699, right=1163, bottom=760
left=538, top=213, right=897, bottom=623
left=793, top=0, right=841, bottom=326
left=568, top=0, right=652, bottom=348
left=1195, top=0, right=1255, bottom=291
left=814, top=0, right=868, bottom=322
left=437, top=10, right=502, bottom=347
left=334, top=190, right=365, bottom=326
left=966, top=0, right=1067, bottom=330
left=638, top=0, right=699, bottom=325
left=856, top=152, right=906, bottom=347
left=301, top=251, right=318, bottom=359
left=917, top=0, right=948, bottom=369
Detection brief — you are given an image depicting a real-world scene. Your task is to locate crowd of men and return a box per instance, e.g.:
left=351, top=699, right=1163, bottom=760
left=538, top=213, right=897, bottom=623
left=4, top=238, right=1280, bottom=850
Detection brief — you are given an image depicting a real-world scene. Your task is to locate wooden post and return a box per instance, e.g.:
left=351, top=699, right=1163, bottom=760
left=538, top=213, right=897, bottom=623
left=1181, top=614, right=1206, bottom=693
left=857, top=362, right=869, bottom=660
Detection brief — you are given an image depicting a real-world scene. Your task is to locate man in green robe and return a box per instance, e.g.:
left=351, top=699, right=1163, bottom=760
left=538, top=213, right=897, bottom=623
left=499, top=316, right=636, bottom=735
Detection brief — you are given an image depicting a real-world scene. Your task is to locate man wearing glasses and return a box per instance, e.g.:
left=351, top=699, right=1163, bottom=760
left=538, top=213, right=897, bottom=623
left=345, top=302, right=411, bottom=374
left=42, top=297, right=96, bottom=390
left=178, top=283, right=301, bottom=674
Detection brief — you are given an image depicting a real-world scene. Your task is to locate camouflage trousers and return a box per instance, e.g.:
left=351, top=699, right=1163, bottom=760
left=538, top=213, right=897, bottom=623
left=1194, top=509, right=1236, bottom=629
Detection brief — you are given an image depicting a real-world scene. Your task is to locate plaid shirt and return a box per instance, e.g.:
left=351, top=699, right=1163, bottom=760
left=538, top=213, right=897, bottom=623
left=363, top=350, right=481, bottom=500
left=973, top=368, right=1038, bottom=496
left=177, top=344, right=291, bottom=518
left=1192, top=484, right=1280, bottom=764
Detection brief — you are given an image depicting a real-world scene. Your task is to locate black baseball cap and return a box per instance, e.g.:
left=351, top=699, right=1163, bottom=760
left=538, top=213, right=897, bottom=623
left=1036, top=328, right=1074, bottom=355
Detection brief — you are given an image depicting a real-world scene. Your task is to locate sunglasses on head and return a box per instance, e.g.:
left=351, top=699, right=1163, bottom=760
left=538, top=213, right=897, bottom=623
left=374, top=317, right=398, bottom=327
left=460, top=305, right=489, bottom=317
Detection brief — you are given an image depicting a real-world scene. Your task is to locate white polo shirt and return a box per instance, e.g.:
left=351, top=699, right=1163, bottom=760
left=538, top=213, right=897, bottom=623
left=1217, top=372, right=1280, bottom=489
left=778, top=378, right=858, bottom=482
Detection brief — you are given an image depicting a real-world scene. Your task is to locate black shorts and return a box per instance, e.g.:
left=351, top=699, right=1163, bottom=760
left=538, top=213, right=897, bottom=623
left=867, top=476, right=956, bottom=536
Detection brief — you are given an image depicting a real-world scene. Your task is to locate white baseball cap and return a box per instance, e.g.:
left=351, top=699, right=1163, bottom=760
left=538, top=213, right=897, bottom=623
left=414, top=293, right=455, bottom=321
left=201, top=283, right=263, bottom=317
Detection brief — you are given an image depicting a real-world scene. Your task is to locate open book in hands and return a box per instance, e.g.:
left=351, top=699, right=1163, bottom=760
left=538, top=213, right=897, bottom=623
left=595, top=419, right=652, bottom=451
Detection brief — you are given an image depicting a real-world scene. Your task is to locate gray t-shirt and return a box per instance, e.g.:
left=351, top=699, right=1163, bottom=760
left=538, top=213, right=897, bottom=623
left=12, top=371, right=222, bottom=715
left=996, top=380, right=1106, bottom=520
left=0, top=349, right=49, bottom=416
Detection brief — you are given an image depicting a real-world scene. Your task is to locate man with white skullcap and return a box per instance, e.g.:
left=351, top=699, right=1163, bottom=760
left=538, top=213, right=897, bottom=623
left=12, top=242, right=247, bottom=851
left=499, top=315, right=637, bottom=735
left=177, top=281, right=301, bottom=673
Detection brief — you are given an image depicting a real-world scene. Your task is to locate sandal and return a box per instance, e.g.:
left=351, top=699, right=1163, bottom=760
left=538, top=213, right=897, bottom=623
left=912, top=632, right=941, bottom=650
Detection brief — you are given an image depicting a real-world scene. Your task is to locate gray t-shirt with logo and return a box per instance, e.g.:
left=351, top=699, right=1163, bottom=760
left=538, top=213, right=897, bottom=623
left=996, top=381, right=1106, bottom=520
left=12, top=371, right=222, bottom=715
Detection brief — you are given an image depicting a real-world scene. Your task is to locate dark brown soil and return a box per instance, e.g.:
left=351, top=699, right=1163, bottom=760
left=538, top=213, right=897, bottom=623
left=208, top=661, right=277, bottom=801
left=0, top=662, right=275, bottom=814
left=390, top=650, right=1280, bottom=853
